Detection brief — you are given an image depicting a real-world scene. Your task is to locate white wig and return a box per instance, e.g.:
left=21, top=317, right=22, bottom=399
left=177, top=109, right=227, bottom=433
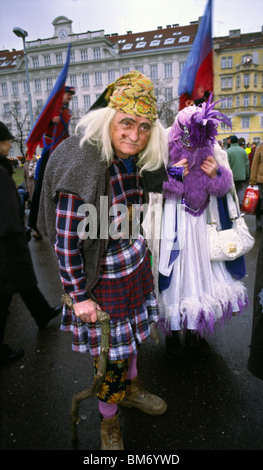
left=75, top=107, right=168, bottom=172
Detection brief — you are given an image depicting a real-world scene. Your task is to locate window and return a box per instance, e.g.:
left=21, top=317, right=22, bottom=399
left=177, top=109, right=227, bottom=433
left=165, top=87, right=173, bottom=102
left=23, top=80, right=28, bottom=94
left=72, top=96, right=78, bottom=110
left=261, top=94, right=263, bottom=106
left=150, top=40, right=160, bottom=47
left=122, top=44, right=132, bottom=50
left=164, top=63, right=172, bottom=79
left=150, top=64, right=158, bottom=80
left=243, top=94, right=249, bottom=106
left=70, top=51, right=75, bottom=63
left=179, top=61, right=185, bottom=76
left=221, top=77, right=232, bottom=89
left=260, top=116, right=263, bottom=128
left=122, top=68, right=130, bottom=75
left=242, top=54, right=252, bottom=64
left=1, top=82, right=8, bottom=96
left=84, top=95, right=91, bottom=111
left=34, top=79, right=41, bottom=93
left=236, top=75, right=240, bottom=88
left=93, top=48, right=101, bottom=60
left=227, top=96, right=232, bottom=108
left=242, top=117, right=250, bottom=128
left=107, top=70, right=115, bottom=84
left=3, top=103, right=10, bottom=116
left=179, top=36, right=189, bottom=43
left=136, top=42, right=146, bottom=48
left=227, top=56, right=233, bottom=68
left=221, top=57, right=226, bottom=68
left=253, top=94, right=257, bottom=106
left=12, top=82, right=19, bottom=95
left=46, top=77, right=53, bottom=91
left=95, top=71, right=102, bottom=86
left=70, top=74, right=77, bottom=87
left=243, top=74, right=250, bottom=87
left=164, top=38, right=175, bottom=45
left=135, top=65, right=144, bottom=74
left=32, top=56, right=39, bottom=68
left=44, top=55, right=51, bottom=66
left=81, top=50, right=88, bottom=62
left=82, top=73, right=89, bottom=87
left=236, top=95, right=240, bottom=107
left=56, top=53, right=63, bottom=65
left=36, top=100, right=43, bottom=112
left=254, top=73, right=258, bottom=87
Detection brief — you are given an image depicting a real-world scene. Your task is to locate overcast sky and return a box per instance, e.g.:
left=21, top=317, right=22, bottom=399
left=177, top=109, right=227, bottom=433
left=1, top=0, right=262, bottom=51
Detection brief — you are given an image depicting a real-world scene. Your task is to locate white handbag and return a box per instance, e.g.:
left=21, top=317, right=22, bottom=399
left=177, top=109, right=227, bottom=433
left=207, top=193, right=255, bottom=262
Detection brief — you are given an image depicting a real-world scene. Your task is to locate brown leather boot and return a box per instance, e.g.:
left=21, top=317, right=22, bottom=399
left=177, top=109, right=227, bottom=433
left=100, top=414, right=124, bottom=450
left=119, top=377, right=167, bottom=415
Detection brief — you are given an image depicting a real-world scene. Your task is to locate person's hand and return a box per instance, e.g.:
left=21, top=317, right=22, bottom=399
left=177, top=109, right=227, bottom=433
left=201, top=156, right=218, bottom=178
left=73, top=299, right=100, bottom=323
left=172, top=158, right=189, bottom=177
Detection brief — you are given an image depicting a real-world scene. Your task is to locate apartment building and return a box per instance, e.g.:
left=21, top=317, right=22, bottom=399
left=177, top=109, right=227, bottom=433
left=213, top=27, right=263, bottom=145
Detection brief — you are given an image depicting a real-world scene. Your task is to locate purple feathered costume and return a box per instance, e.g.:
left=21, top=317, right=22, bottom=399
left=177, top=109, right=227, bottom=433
left=159, top=97, right=248, bottom=337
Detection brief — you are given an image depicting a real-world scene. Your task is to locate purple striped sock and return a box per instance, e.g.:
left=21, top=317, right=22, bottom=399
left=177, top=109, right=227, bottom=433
left=99, top=400, right=118, bottom=420
left=127, top=354, right=138, bottom=380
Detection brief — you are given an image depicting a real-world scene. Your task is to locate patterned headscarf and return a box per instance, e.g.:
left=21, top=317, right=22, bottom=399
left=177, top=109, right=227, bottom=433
left=105, top=71, right=157, bottom=122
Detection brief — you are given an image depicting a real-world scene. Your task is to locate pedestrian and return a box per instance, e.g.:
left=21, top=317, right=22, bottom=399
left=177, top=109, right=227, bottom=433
left=28, top=86, right=75, bottom=239
left=37, top=71, right=168, bottom=450
left=247, top=229, right=263, bottom=380
left=249, top=142, right=263, bottom=230
left=227, top=135, right=250, bottom=206
left=0, top=122, right=62, bottom=367
left=23, top=155, right=37, bottom=202
left=158, top=99, right=249, bottom=356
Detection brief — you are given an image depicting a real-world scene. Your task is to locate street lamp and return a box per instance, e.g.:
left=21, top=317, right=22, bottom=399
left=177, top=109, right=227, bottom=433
left=13, top=27, right=34, bottom=128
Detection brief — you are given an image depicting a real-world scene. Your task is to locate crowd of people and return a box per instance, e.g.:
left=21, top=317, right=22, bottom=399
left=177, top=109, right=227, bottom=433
left=0, top=71, right=262, bottom=450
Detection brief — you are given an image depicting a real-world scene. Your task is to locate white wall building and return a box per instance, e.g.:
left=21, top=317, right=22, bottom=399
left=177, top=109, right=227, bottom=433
left=0, top=16, right=199, bottom=156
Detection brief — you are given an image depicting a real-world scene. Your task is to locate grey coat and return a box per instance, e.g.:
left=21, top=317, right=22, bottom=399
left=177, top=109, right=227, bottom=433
left=37, top=134, right=167, bottom=299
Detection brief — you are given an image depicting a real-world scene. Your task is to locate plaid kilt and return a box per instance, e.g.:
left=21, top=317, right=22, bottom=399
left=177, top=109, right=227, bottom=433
left=61, top=238, right=159, bottom=361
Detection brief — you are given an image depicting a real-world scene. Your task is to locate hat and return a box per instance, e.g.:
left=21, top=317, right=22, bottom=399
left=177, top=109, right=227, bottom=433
left=65, top=86, right=75, bottom=95
left=0, top=122, right=14, bottom=141
left=170, top=94, right=232, bottom=149
left=230, top=135, right=238, bottom=144
left=90, top=71, right=157, bottom=121
left=107, top=71, right=157, bottom=121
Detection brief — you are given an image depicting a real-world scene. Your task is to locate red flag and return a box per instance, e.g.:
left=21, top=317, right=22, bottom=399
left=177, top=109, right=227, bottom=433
left=178, top=0, right=213, bottom=110
left=26, top=44, right=71, bottom=159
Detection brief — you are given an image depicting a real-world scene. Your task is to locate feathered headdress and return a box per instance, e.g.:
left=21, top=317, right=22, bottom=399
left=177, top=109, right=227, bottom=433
left=170, top=94, right=232, bottom=149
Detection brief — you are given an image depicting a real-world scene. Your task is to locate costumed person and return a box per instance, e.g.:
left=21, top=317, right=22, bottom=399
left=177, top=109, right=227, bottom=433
left=37, top=72, right=168, bottom=450
left=158, top=96, right=249, bottom=355
left=28, top=86, right=75, bottom=239
left=0, top=122, right=62, bottom=366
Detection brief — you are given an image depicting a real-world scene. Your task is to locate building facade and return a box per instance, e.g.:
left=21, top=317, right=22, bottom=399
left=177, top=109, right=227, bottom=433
left=0, top=16, right=199, bottom=156
left=214, top=28, right=263, bottom=145
left=0, top=16, right=262, bottom=157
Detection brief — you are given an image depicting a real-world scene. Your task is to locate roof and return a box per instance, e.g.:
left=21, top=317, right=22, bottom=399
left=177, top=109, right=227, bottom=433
left=106, top=23, right=199, bottom=54
left=214, top=30, right=263, bottom=50
left=0, top=49, right=23, bottom=70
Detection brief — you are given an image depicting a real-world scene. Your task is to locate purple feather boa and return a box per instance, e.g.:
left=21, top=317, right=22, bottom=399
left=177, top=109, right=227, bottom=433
left=163, top=143, right=232, bottom=211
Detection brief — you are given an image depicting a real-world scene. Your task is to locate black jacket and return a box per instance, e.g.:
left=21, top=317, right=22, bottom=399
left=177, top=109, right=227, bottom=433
left=0, top=154, right=37, bottom=295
